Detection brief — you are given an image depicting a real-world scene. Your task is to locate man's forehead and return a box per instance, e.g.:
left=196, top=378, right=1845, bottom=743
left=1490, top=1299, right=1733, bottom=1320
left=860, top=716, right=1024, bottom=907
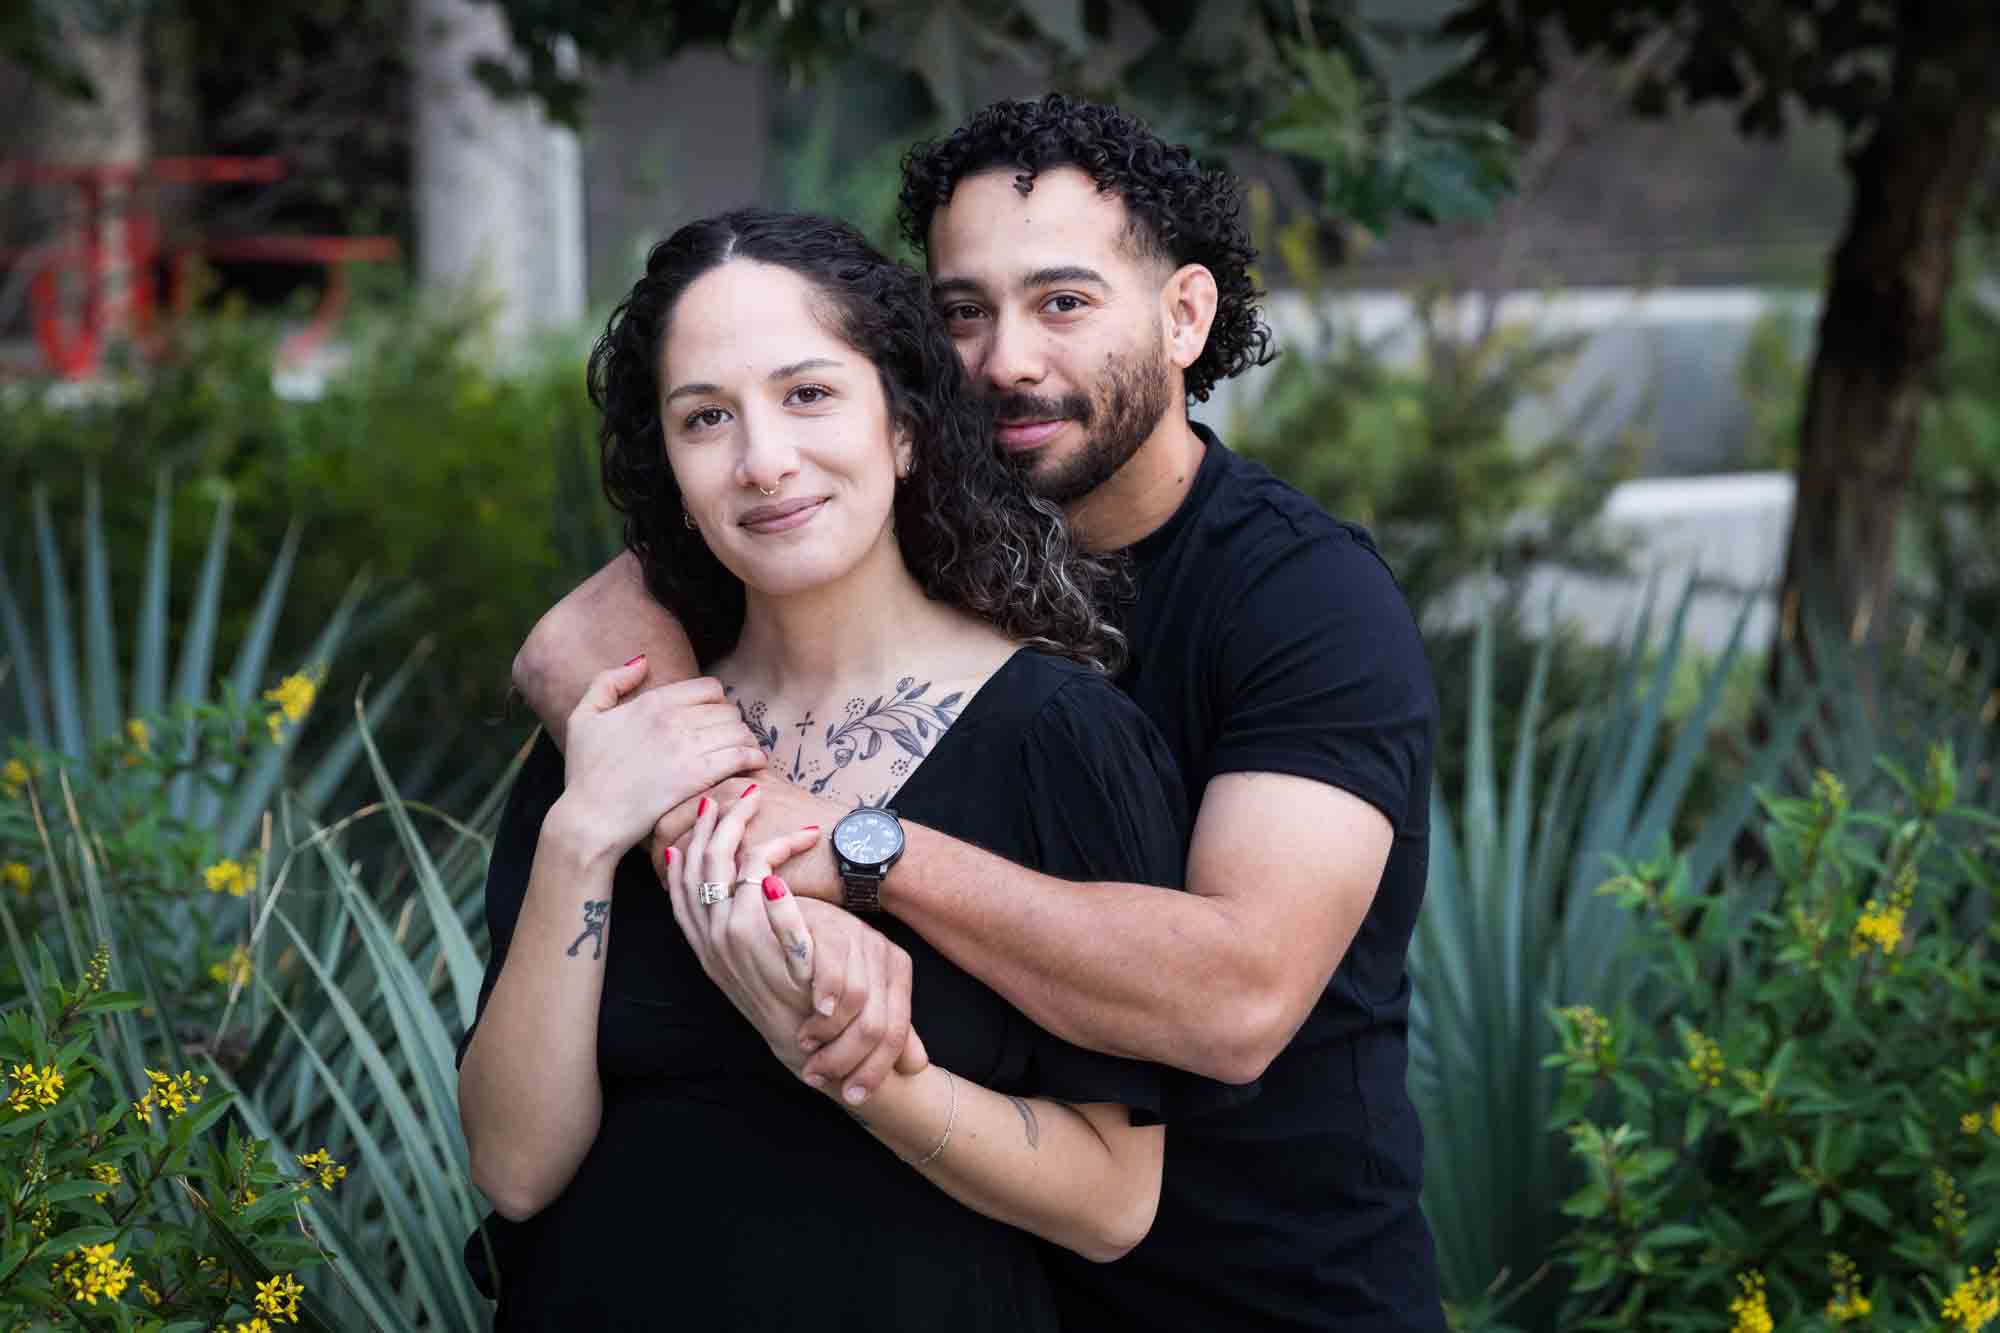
left=928, top=166, right=1135, bottom=279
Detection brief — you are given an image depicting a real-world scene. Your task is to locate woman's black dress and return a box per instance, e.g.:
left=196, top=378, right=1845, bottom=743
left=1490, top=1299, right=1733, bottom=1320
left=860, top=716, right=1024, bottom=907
left=463, top=650, right=1190, bottom=1331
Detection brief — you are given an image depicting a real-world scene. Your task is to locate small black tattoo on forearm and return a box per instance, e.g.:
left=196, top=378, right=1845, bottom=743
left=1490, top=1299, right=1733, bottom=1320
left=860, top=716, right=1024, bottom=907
left=566, top=900, right=609, bottom=960
left=1007, top=1095, right=1040, bottom=1149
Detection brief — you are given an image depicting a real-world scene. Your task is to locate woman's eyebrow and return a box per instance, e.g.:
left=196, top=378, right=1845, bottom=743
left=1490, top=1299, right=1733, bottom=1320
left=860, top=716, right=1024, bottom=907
left=665, top=357, right=841, bottom=404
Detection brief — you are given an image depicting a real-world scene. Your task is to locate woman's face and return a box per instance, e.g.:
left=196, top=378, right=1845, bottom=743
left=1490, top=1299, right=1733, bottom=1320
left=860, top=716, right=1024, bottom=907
left=659, top=260, right=913, bottom=599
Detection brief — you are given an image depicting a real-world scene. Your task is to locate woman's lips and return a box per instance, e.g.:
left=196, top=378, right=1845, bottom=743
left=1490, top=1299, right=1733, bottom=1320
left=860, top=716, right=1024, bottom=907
left=738, top=496, right=827, bottom=533
left=995, top=420, right=1068, bottom=452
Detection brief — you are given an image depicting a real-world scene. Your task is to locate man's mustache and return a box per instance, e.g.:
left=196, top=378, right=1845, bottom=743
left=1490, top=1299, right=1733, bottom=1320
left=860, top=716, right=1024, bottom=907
left=988, top=392, right=1092, bottom=427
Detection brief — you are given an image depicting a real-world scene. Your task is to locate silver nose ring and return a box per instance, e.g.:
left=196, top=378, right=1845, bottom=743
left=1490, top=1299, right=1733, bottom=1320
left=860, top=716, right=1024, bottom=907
left=759, top=485, right=777, bottom=496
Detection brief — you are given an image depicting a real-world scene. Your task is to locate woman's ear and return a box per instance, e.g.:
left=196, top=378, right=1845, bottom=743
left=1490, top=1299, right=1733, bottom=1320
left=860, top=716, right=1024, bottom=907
left=894, top=427, right=916, bottom=481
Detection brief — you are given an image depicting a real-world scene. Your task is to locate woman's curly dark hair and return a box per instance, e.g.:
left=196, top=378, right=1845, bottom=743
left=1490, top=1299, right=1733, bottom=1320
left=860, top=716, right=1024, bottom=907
left=898, top=93, right=1275, bottom=403
left=590, top=208, right=1127, bottom=673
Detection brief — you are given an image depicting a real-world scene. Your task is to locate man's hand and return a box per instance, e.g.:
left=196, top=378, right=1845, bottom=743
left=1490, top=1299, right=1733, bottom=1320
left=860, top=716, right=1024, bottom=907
left=652, top=780, right=850, bottom=903
left=792, top=897, right=928, bottom=1105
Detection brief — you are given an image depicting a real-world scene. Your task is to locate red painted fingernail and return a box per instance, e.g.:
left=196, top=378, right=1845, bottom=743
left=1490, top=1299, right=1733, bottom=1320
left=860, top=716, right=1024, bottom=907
left=624, top=653, right=645, bottom=666
left=742, top=784, right=759, bottom=798
left=697, top=798, right=710, bottom=817
left=802, top=825, right=819, bottom=833
left=663, top=847, right=675, bottom=866
left=763, top=875, right=786, bottom=901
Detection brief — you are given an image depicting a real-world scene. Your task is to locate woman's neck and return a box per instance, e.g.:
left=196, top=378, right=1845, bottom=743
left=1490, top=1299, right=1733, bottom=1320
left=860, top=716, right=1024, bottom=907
left=722, top=538, right=966, bottom=702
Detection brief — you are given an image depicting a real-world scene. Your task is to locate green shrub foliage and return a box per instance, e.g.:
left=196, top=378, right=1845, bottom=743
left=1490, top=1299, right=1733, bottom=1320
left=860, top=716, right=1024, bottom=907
left=1547, top=747, right=2000, bottom=1331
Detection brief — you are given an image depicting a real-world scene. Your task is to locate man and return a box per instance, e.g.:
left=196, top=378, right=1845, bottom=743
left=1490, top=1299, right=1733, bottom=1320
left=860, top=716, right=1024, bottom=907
left=512, top=95, right=1444, bottom=1331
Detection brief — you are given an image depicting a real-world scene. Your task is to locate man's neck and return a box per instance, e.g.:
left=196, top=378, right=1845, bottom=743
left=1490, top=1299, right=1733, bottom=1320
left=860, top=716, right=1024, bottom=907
left=1064, top=412, right=1207, bottom=553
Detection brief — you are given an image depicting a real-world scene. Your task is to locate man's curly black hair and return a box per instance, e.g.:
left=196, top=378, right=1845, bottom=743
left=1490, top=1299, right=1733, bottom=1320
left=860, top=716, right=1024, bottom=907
left=590, top=208, right=1126, bottom=673
left=898, top=93, right=1275, bottom=403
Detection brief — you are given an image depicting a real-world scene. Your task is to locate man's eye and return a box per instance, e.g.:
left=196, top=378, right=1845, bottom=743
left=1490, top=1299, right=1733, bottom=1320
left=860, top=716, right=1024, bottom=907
left=685, top=407, right=728, bottom=430
left=941, top=303, right=984, bottom=323
left=1046, top=294, right=1085, bottom=314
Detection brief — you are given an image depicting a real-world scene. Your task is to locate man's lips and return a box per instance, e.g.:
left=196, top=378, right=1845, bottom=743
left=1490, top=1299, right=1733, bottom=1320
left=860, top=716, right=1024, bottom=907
left=995, top=419, right=1069, bottom=451
left=738, top=496, right=827, bottom=532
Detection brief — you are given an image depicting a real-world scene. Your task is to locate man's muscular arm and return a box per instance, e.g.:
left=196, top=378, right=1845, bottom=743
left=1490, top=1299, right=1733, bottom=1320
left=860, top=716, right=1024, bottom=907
left=713, top=774, right=1389, bottom=1091
left=514, top=552, right=695, bottom=748
left=880, top=774, right=1389, bottom=1086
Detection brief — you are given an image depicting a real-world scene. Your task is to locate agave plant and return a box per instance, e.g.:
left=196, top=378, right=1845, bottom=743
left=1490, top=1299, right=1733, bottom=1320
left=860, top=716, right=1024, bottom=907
left=209, top=701, right=521, bottom=1332
left=1409, top=580, right=1820, bottom=1329
left=0, top=474, right=434, bottom=851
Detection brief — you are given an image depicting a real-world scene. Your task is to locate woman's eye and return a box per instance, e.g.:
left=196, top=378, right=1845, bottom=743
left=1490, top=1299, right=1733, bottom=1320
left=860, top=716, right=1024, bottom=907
left=788, top=384, right=831, bottom=406
left=684, top=407, right=728, bottom=431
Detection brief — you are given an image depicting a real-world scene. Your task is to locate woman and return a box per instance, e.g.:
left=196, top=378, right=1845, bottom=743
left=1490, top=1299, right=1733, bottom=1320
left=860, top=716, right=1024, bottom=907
left=456, top=210, right=1190, bottom=1330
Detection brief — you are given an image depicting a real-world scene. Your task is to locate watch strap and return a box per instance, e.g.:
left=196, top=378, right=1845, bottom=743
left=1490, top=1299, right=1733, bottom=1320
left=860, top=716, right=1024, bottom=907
left=840, top=869, right=884, bottom=914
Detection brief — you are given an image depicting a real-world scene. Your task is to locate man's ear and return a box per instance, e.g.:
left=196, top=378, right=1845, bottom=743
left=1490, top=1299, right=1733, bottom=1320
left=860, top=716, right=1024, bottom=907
left=1161, top=263, right=1220, bottom=372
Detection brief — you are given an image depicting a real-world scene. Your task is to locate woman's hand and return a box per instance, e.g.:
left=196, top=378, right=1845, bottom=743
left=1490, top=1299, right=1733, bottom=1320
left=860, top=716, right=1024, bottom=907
left=553, top=656, right=767, bottom=858
left=664, top=787, right=824, bottom=1072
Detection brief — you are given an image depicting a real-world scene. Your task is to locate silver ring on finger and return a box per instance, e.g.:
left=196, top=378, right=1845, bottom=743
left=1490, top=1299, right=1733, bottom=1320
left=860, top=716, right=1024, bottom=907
left=697, top=880, right=731, bottom=907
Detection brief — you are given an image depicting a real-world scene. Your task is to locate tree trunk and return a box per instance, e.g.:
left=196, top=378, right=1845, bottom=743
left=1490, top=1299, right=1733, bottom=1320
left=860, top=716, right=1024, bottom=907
left=408, top=0, right=585, bottom=356
left=1775, top=4, right=1997, bottom=667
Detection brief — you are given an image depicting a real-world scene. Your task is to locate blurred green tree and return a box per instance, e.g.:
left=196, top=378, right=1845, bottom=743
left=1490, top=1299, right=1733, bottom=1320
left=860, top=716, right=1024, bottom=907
left=1442, top=0, right=1999, bottom=669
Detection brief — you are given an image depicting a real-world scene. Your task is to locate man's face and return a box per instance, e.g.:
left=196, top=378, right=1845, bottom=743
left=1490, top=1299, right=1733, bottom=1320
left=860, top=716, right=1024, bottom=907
left=927, top=167, right=1175, bottom=505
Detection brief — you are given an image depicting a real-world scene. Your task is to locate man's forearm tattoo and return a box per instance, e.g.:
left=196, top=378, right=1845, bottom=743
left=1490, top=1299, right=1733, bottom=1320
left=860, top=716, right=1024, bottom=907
left=566, top=900, right=609, bottom=960
left=1007, top=1095, right=1040, bottom=1150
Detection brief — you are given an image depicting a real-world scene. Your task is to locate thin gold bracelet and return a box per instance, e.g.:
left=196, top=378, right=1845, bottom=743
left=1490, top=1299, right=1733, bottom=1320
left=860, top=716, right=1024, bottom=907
left=909, top=1067, right=958, bottom=1168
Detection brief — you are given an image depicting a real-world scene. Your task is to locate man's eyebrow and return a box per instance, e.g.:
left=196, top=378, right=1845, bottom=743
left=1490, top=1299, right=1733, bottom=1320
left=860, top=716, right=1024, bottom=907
left=1021, top=265, right=1108, bottom=289
left=665, top=358, right=841, bottom=404
left=929, top=276, right=986, bottom=300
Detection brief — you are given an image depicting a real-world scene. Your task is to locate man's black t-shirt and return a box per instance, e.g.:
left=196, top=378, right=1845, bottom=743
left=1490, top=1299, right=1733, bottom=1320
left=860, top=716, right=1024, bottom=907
left=1043, top=426, right=1445, bottom=1332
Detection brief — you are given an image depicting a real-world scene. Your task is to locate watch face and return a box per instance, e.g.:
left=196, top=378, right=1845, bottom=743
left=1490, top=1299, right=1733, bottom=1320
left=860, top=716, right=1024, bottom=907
left=834, top=809, right=903, bottom=867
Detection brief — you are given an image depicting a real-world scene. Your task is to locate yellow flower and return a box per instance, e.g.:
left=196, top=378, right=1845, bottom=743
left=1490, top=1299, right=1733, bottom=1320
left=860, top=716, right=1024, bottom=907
left=28, top=1199, right=52, bottom=1241
left=1968, top=1111, right=1988, bottom=1136
left=51, top=1240, right=133, bottom=1306
left=297, top=1147, right=347, bottom=1192
left=1851, top=898, right=1904, bottom=955
left=1559, top=1005, right=1611, bottom=1062
left=255, top=1272, right=304, bottom=1322
left=1936, top=1168, right=1971, bottom=1241
left=138, top=1279, right=162, bottom=1306
left=203, top=858, right=251, bottom=898
left=1683, top=1029, right=1726, bottom=1090
left=123, top=717, right=151, bottom=759
left=86, top=1161, right=122, bottom=1203
left=1991, top=1103, right=2000, bottom=1137
left=263, top=671, right=318, bottom=743
left=7, top=1062, right=64, bottom=1112
left=1729, top=1270, right=1773, bottom=1333
left=132, top=1067, right=207, bottom=1122
left=1827, top=1251, right=1872, bottom=1323
left=1943, top=1259, right=2000, bottom=1331
left=1, top=757, right=27, bottom=798
left=210, top=946, right=253, bottom=989
left=2, top=861, right=30, bottom=898
left=233, top=1320, right=275, bottom=1333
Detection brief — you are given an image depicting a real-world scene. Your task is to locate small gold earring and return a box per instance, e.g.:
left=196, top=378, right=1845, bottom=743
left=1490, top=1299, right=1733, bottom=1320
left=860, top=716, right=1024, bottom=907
left=682, top=509, right=697, bottom=530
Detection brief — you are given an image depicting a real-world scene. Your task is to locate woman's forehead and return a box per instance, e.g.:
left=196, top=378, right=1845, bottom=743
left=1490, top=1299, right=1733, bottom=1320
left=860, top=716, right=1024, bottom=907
left=663, top=261, right=853, bottom=379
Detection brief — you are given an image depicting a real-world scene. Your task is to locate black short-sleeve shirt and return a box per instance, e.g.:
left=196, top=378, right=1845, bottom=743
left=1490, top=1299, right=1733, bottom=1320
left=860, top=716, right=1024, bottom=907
left=1042, top=427, right=1446, bottom=1333
left=463, top=650, right=1189, bottom=1331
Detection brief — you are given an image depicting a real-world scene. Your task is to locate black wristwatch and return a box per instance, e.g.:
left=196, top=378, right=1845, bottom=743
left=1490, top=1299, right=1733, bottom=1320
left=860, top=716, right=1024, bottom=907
left=831, top=806, right=905, bottom=914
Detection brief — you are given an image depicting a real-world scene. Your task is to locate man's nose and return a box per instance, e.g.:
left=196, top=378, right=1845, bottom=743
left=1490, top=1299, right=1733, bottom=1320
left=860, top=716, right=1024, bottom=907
left=980, top=313, right=1045, bottom=390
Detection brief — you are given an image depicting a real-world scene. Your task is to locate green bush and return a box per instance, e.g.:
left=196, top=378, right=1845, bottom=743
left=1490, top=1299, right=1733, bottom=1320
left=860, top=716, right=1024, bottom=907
left=0, top=939, right=342, bottom=1330
left=0, top=295, right=613, bottom=795
left=1545, top=748, right=2000, bottom=1330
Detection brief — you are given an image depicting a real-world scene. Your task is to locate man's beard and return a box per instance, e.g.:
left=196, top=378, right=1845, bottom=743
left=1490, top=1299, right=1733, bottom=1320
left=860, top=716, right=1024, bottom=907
left=990, top=334, right=1173, bottom=506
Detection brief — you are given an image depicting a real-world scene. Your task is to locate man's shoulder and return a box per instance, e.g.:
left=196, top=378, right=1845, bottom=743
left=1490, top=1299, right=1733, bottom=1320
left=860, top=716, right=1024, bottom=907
left=1188, top=440, right=1389, bottom=577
